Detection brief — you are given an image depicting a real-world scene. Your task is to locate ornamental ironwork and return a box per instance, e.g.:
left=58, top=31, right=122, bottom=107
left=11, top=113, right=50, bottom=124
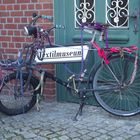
left=74, top=0, right=95, bottom=28
left=106, top=0, right=129, bottom=28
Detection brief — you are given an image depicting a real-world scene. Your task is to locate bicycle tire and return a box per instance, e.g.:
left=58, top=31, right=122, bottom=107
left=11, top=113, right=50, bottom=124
left=0, top=72, right=40, bottom=115
left=92, top=54, right=140, bottom=116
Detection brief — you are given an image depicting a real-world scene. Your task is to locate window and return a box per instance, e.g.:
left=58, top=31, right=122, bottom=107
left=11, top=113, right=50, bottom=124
left=106, top=0, right=129, bottom=28
left=74, top=0, right=95, bottom=28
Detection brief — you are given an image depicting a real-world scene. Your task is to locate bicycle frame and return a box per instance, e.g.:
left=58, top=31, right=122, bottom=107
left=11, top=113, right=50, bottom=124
left=23, top=19, right=138, bottom=95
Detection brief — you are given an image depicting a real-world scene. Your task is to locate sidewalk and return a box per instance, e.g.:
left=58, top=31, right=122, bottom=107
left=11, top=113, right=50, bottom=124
left=0, top=101, right=140, bottom=140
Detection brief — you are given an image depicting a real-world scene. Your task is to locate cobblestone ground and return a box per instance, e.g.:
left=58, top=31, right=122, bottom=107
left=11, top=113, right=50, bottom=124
left=0, top=102, right=140, bottom=140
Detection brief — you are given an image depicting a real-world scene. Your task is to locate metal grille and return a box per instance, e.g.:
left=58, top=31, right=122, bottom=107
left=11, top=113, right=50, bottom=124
left=74, top=0, right=95, bottom=28
left=106, top=0, right=129, bottom=28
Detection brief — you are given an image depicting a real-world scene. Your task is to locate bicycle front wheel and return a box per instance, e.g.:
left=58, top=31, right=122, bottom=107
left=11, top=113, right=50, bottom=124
left=0, top=72, right=40, bottom=115
left=93, top=54, right=140, bottom=116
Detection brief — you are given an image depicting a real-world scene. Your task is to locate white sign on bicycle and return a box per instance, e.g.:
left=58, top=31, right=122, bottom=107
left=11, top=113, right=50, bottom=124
left=35, top=45, right=89, bottom=63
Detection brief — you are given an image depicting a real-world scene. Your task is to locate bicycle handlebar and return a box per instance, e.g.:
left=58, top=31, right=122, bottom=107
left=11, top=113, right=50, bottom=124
left=41, top=15, right=53, bottom=21
left=31, top=13, right=53, bottom=25
left=24, top=13, right=64, bottom=37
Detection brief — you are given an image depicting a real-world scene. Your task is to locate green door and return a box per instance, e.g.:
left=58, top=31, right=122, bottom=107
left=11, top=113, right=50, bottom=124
left=54, top=0, right=140, bottom=104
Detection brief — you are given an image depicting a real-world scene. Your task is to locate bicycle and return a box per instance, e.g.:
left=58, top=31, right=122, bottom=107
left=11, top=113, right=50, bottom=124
left=0, top=14, right=140, bottom=121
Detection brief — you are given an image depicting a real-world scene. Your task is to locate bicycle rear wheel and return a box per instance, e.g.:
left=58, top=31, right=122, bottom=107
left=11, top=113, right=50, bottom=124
left=0, top=72, right=40, bottom=115
left=93, top=54, right=140, bottom=116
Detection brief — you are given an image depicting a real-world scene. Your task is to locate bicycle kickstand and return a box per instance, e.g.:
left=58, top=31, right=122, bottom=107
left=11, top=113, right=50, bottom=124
left=73, top=92, right=86, bottom=121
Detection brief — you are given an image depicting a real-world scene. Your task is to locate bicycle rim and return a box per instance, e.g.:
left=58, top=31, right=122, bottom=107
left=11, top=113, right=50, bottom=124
left=93, top=55, right=140, bottom=116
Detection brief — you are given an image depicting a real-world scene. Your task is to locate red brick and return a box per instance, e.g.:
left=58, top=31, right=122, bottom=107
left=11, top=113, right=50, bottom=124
left=12, top=37, right=25, bottom=42
left=8, top=30, right=14, bottom=36
left=0, top=5, right=6, bottom=10
left=35, top=4, right=43, bottom=9
left=25, top=11, right=37, bottom=17
left=14, top=31, right=21, bottom=36
left=3, top=0, right=16, bottom=4
left=43, top=3, right=53, bottom=9
left=28, top=4, right=35, bottom=10
left=39, top=10, right=53, bottom=16
left=11, top=11, right=23, bottom=17
left=5, top=24, right=17, bottom=29
left=1, top=30, right=7, bottom=35
left=8, top=55, right=17, bottom=60
left=17, top=0, right=30, bottom=3
left=21, top=18, right=28, bottom=23
left=21, top=4, right=27, bottom=10
left=18, top=24, right=26, bottom=29
left=39, top=0, right=52, bottom=2
left=0, top=36, right=11, bottom=42
left=14, top=18, right=20, bottom=23
left=0, top=24, right=4, bottom=29
left=14, top=5, right=20, bottom=10
left=9, top=43, right=15, bottom=48
left=7, top=18, right=14, bottom=23
left=15, top=43, right=22, bottom=48
left=0, top=48, right=4, bottom=54
left=31, top=0, right=38, bottom=2
left=0, top=18, right=6, bottom=23
left=0, top=54, right=8, bottom=60
left=24, top=37, right=33, bottom=43
left=6, top=5, right=14, bottom=10
left=5, top=48, right=18, bottom=54
left=1, top=43, right=8, bottom=48
left=45, top=82, right=55, bottom=89
left=0, top=11, right=10, bottom=17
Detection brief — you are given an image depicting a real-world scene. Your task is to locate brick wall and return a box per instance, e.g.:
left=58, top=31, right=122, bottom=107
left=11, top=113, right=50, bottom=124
left=0, top=0, right=55, bottom=100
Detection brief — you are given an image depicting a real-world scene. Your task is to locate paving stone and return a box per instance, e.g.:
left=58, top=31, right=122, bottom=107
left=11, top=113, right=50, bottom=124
left=68, top=131, right=81, bottom=138
left=108, top=130, right=123, bottom=137
left=72, top=138, right=82, bottom=140
left=11, top=136, right=24, bottom=140
left=39, top=130, right=54, bottom=136
left=87, top=131, right=101, bottom=138
left=79, top=135, right=92, bottom=140
left=104, top=126, right=117, bottom=131
left=134, top=123, right=140, bottom=131
left=4, top=133, right=16, bottom=139
left=58, top=135, right=70, bottom=140
left=120, top=132, right=132, bottom=139
left=33, top=136, right=49, bottom=140
left=112, top=136, right=125, bottom=140
left=130, top=134, right=140, bottom=140
left=97, top=128, right=108, bottom=134
left=1, top=102, right=140, bottom=140
left=21, top=131, right=37, bottom=139
left=78, top=129, right=90, bottom=135
left=95, top=134, right=112, bottom=140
